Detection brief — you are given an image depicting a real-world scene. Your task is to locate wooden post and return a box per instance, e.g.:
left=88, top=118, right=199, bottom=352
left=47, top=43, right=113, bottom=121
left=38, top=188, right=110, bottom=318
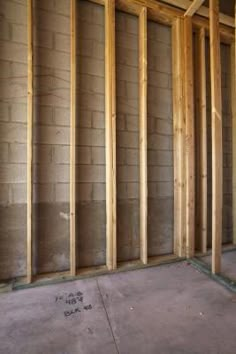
left=183, top=16, right=195, bottom=259
left=196, top=28, right=207, bottom=253
left=172, top=18, right=186, bottom=257
left=70, top=0, right=77, bottom=276
left=105, top=0, right=116, bottom=270
left=27, top=0, right=33, bottom=284
left=232, top=3, right=236, bottom=245
left=184, top=0, right=205, bottom=17
left=139, top=7, right=147, bottom=265
left=209, top=0, right=222, bottom=274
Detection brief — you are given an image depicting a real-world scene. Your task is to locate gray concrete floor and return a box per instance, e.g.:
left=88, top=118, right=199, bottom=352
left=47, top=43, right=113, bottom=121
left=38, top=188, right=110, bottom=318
left=1, top=261, right=236, bottom=354
left=199, top=249, right=236, bottom=280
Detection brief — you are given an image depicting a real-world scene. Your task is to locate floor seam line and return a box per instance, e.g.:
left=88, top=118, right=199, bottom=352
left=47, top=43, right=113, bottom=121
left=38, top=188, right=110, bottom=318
left=96, top=278, right=120, bottom=354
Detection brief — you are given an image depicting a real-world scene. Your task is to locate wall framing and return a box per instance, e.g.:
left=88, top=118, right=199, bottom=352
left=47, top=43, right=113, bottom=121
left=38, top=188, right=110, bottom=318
left=1, top=0, right=235, bottom=288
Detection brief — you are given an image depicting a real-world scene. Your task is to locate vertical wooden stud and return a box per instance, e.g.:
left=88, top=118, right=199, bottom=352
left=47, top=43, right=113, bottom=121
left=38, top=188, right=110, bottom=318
left=27, top=0, right=33, bottom=283
left=70, top=0, right=77, bottom=276
left=209, top=0, right=223, bottom=274
left=197, top=28, right=207, bottom=253
left=232, top=3, right=236, bottom=245
left=139, top=7, right=148, bottom=265
left=184, top=16, right=195, bottom=259
left=172, top=18, right=186, bottom=257
left=105, top=0, right=116, bottom=270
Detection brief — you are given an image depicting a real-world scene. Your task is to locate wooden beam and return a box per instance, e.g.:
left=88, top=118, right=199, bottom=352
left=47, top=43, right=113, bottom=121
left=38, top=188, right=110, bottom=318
left=195, top=28, right=207, bottom=253
left=209, top=0, right=223, bottom=274
left=105, top=0, right=116, bottom=270
left=172, top=18, right=186, bottom=257
left=160, top=0, right=234, bottom=28
left=27, top=0, right=33, bottom=284
left=70, top=0, right=77, bottom=276
left=184, top=0, right=205, bottom=17
left=184, top=16, right=195, bottom=258
left=139, top=7, right=148, bottom=265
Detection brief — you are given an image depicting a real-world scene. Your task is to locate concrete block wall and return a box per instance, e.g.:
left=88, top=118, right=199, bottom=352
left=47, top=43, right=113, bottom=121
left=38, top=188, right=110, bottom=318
left=147, top=21, right=174, bottom=256
left=116, top=11, right=140, bottom=262
left=76, top=0, right=106, bottom=267
left=205, top=40, right=233, bottom=247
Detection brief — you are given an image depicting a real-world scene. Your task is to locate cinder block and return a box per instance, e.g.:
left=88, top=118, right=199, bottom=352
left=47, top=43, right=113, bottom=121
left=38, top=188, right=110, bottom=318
left=156, top=181, right=174, bottom=197
left=34, top=145, right=53, bottom=164
left=55, top=33, right=70, bottom=53
left=117, top=147, right=126, bottom=165
left=126, top=148, right=139, bottom=166
left=33, top=164, right=69, bottom=183
left=0, top=143, right=9, bottom=163
left=9, top=143, right=26, bottom=163
left=80, top=92, right=104, bottom=112
left=0, top=40, right=27, bottom=63
left=91, top=147, right=105, bottom=165
left=54, top=107, right=70, bottom=126
left=127, top=182, right=139, bottom=199
left=53, top=145, right=69, bottom=164
left=11, top=103, right=27, bottom=123
left=148, top=150, right=173, bottom=166
left=148, top=166, right=173, bottom=182
left=0, top=164, right=26, bottom=183
left=0, top=122, right=26, bottom=143
left=117, top=131, right=139, bottom=149
left=37, top=47, right=70, bottom=70
left=78, top=110, right=92, bottom=128
left=34, top=29, right=54, bottom=49
left=55, top=183, right=69, bottom=203
left=34, top=105, right=54, bottom=126
left=12, top=24, right=27, bottom=44
left=55, top=0, right=70, bottom=16
left=92, top=41, right=105, bottom=60
left=93, top=183, right=106, bottom=201
left=36, top=9, right=70, bottom=34
left=35, top=0, right=55, bottom=11
left=33, top=183, right=55, bottom=203
left=155, top=118, right=173, bottom=135
left=34, top=126, right=70, bottom=145
left=92, top=112, right=105, bottom=129
left=0, top=184, right=9, bottom=205
left=77, top=165, right=105, bottom=183
left=0, top=1, right=27, bottom=25
left=0, top=103, right=10, bottom=122
left=78, top=128, right=105, bottom=147
left=11, top=183, right=26, bottom=204
left=125, top=14, right=138, bottom=35
left=76, top=146, right=91, bottom=165
left=77, top=38, right=93, bottom=57
left=78, top=22, right=104, bottom=42
left=0, top=20, right=11, bottom=41
left=117, top=166, right=139, bottom=183
left=126, top=114, right=139, bottom=132
left=79, top=57, right=105, bottom=78
left=76, top=183, right=92, bottom=201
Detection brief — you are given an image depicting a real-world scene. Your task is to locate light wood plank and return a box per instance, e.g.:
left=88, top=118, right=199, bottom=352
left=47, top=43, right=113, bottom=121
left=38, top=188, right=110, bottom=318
left=184, top=0, right=205, bottom=17
left=105, top=0, right=116, bottom=270
left=139, top=7, right=148, bottom=265
left=172, top=18, right=186, bottom=257
left=232, top=39, right=236, bottom=244
left=198, top=28, right=207, bottom=253
left=209, top=0, right=223, bottom=274
left=27, top=0, right=33, bottom=284
left=184, top=16, right=195, bottom=259
left=70, top=0, right=77, bottom=276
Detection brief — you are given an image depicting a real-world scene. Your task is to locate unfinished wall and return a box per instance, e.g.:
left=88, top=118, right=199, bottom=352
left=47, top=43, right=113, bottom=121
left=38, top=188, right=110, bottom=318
left=116, top=11, right=140, bottom=262
left=147, top=21, right=174, bottom=257
left=204, top=40, right=232, bottom=247
left=76, top=0, right=106, bottom=267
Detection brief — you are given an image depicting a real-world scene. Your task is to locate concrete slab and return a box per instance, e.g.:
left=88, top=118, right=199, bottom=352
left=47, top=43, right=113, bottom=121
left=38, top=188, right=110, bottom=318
left=0, top=262, right=236, bottom=354
left=199, top=249, right=236, bottom=281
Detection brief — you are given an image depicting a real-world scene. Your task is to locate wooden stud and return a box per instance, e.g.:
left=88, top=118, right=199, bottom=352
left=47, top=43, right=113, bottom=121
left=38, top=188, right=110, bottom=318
left=209, top=0, right=223, bottom=274
left=184, top=16, right=195, bottom=259
left=184, top=0, right=205, bottom=18
left=232, top=14, right=236, bottom=245
left=27, top=0, right=33, bottom=284
left=172, top=18, right=186, bottom=257
left=105, top=0, right=116, bottom=270
left=70, top=0, right=77, bottom=276
left=139, top=7, right=148, bottom=265
left=195, top=28, right=207, bottom=253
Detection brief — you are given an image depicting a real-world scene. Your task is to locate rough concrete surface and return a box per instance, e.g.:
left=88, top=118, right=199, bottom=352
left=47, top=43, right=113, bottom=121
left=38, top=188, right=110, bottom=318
left=1, top=262, right=236, bottom=354
left=200, top=249, right=236, bottom=281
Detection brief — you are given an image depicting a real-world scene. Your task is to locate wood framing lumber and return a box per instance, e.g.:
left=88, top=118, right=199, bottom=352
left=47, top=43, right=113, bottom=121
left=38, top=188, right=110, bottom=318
left=27, top=0, right=33, bottom=284
left=139, top=7, right=148, bottom=264
left=172, top=18, right=186, bottom=257
left=209, top=0, right=223, bottom=274
left=232, top=5, right=236, bottom=245
left=105, top=0, right=117, bottom=270
left=184, top=0, right=205, bottom=17
left=70, top=0, right=77, bottom=276
left=195, top=28, right=207, bottom=253
left=184, top=16, right=195, bottom=258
